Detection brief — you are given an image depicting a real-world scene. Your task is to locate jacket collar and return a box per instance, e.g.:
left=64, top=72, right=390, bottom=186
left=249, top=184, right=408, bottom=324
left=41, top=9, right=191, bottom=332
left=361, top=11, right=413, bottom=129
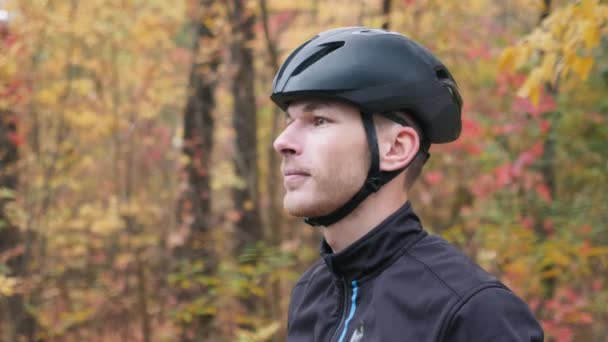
left=320, top=201, right=425, bottom=282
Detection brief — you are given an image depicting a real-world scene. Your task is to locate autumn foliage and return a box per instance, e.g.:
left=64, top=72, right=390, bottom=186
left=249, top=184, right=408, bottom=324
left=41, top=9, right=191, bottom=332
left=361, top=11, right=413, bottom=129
left=0, top=0, right=607, bottom=341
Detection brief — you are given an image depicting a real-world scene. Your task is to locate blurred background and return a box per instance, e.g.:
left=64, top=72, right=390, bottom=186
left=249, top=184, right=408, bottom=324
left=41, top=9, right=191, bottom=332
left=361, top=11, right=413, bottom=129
left=0, top=0, right=607, bottom=341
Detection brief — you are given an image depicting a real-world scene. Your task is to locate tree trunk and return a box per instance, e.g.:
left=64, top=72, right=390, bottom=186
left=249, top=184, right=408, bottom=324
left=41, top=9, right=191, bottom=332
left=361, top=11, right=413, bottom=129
left=175, top=2, right=220, bottom=339
left=135, top=248, right=151, bottom=342
left=0, top=111, right=37, bottom=341
left=181, top=25, right=216, bottom=239
left=231, top=0, right=262, bottom=246
left=259, top=0, right=282, bottom=242
left=230, top=0, right=263, bottom=325
left=259, top=1, right=288, bottom=339
left=535, top=0, right=558, bottom=309
left=381, top=0, right=392, bottom=29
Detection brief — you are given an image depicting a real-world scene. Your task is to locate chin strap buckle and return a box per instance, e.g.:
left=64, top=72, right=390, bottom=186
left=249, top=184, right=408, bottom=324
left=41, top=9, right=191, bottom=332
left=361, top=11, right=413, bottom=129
left=365, top=176, right=383, bottom=192
left=304, top=217, right=322, bottom=226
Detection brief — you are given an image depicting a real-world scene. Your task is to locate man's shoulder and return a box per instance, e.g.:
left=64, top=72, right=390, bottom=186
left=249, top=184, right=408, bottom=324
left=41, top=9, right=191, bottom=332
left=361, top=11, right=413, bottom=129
left=404, top=233, right=503, bottom=298
left=402, top=233, right=543, bottom=339
left=444, top=286, right=544, bottom=340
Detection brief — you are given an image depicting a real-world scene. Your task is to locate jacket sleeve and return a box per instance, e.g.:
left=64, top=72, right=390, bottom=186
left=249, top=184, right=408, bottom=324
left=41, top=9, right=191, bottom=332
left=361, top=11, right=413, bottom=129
left=443, top=287, right=544, bottom=342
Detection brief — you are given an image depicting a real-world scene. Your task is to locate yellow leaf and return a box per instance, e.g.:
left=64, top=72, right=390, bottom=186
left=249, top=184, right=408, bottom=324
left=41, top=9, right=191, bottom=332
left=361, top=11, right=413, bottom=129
left=91, top=216, right=123, bottom=235
left=586, top=246, right=608, bottom=257
left=517, top=69, right=542, bottom=104
left=578, top=0, right=598, bottom=17
left=513, top=44, right=532, bottom=70
left=0, top=59, right=17, bottom=78
left=572, top=56, right=594, bottom=80
left=581, top=20, right=601, bottom=50
left=250, top=285, right=265, bottom=297
left=239, top=264, right=255, bottom=275
left=539, top=53, right=558, bottom=84
left=243, top=200, right=254, bottom=211
left=498, top=47, right=515, bottom=71
left=72, top=79, right=95, bottom=95
left=65, top=110, right=98, bottom=129
left=550, top=19, right=567, bottom=39
left=0, top=275, right=18, bottom=297
left=505, top=259, right=528, bottom=278
left=36, top=88, right=58, bottom=107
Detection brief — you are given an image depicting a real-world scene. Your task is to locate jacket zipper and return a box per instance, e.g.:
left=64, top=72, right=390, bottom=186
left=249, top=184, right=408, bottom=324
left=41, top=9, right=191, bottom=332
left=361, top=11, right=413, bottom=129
left=329, top=278, right=348, bottom=342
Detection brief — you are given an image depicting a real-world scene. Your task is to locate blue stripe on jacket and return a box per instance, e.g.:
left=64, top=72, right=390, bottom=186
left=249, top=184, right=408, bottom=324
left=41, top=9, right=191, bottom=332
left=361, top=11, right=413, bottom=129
left=338, top=280, right=358, bottom=342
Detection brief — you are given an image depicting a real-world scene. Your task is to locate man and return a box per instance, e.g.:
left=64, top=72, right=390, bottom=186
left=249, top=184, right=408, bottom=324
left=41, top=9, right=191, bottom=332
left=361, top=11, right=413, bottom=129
left=270, top=27, right=544, bottom=341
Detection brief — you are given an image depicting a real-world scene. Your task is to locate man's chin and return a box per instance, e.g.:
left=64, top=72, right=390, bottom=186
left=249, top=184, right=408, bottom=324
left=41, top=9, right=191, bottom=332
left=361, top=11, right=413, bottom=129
left=283, top=196, right=332, bottom=218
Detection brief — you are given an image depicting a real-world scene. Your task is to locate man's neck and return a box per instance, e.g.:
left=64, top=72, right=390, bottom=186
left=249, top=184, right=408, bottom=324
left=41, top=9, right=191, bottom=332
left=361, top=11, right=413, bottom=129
left=322, top=186, right=409, bottom=253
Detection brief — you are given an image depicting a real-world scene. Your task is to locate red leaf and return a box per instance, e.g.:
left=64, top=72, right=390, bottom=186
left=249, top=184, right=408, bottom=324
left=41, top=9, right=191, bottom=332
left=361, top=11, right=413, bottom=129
left=535, top=183, right=552, bottom=203
left=462, top=116, right=482, bottom=138
left=7, top=131, right=24, bottom=146
left=424, top=171, right=443, bottom=185
left=492, top=122, right=518, bottom=135
left=538, top=119, right=550, bottom=133
left=537, top=93, right=557, bottom=113
left=578, top=312, right=593, bottom=324
left=589, top=112, right=604, bottom=123
left=149, top=149, right=162, bottom=162
left=469, top=174, right=494, bottom=198
left=521, top=216, right=534, bottom=229
left=579, top=224, right=592, bottom=235
left=494, top=164, right=513, bottom=187
left=513, top=92, right=556, bottom=117
left=467, top=45, right=492, bottom=60
left=530, top=142, right=544, bottom=157
left=465, top=144, right=482, bottom=155
left=543, top=218, right=554, bottom=234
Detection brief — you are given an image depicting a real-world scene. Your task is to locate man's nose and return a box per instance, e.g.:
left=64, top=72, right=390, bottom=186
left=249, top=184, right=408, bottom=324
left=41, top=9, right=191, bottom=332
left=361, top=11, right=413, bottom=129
left=273, top=126, right=301, bottom=156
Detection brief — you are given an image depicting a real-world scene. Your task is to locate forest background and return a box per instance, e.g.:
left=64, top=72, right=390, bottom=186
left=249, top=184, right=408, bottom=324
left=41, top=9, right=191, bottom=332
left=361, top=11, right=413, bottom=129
left=1, top=0, right=607, bottom=341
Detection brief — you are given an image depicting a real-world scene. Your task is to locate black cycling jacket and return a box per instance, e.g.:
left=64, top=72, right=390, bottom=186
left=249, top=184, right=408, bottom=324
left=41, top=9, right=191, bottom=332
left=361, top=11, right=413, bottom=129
left=287, top=202, right=544, bottom=342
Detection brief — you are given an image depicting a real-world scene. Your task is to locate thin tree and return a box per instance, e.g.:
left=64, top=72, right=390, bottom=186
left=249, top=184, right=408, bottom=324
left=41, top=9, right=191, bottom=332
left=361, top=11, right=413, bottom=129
left=229, top=0, right=263, bottom=325
left=0, top=111, right=37, bottom=341
left=382, top=0, right=392, bottom=29
left=0, top=18, right=38, bottom=342
left=175, top=1, right=220, bottom=339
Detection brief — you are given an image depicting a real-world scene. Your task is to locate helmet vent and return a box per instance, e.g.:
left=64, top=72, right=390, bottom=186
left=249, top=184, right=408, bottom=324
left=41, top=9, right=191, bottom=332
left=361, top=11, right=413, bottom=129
left=291, top=41, right=345, bottom=76
left=276, top=36, right=317, bottom=82
left=435, top=68, right=450, bottom=81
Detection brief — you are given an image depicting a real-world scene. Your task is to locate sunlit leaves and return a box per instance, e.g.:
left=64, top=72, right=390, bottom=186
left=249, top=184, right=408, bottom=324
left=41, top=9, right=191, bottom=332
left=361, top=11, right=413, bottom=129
left=499, top=0, right=608, bottom=103
left=0, top=275, right=18, bottom=297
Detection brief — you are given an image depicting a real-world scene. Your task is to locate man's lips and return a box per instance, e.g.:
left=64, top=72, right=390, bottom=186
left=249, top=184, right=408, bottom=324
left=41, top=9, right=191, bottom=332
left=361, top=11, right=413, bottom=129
left=283, top=169, right=310, bottom=177
left=282, top=169, right=310, bottom=187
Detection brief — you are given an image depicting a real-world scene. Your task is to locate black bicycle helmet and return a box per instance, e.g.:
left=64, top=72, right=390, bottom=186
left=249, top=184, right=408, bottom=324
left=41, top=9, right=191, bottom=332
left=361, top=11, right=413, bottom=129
left=271, top=27, right=463, bottom=226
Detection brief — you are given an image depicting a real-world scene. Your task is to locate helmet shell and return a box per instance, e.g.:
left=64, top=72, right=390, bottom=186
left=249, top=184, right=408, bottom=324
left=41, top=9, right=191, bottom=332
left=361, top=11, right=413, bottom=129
left=270, top=27, right=462, bottom=143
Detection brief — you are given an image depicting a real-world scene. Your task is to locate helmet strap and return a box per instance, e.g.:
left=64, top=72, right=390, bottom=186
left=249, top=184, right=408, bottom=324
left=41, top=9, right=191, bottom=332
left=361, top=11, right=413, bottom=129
left=304, top=112, right=427, bottom=227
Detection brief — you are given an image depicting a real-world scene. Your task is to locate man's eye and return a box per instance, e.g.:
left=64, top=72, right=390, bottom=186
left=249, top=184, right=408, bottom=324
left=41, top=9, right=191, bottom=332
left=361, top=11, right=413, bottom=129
left=313, top=117, right=328, bottom=126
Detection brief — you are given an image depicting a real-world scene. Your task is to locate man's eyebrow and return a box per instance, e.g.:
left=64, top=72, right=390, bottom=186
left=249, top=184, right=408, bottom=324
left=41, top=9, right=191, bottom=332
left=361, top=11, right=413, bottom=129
left=286, top=101, right=329, bottom=119
left=302, top=101, right=329, bottom=113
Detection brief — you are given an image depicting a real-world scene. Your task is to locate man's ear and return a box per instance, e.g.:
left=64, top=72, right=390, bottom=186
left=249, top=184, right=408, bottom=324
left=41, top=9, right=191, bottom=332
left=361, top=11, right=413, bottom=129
left=378, top=125, right=419, bottom=172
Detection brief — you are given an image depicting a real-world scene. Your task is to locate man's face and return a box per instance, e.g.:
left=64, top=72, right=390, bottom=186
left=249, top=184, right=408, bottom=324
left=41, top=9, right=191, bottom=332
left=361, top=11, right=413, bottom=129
left=273, top=99, right=370, bottom=218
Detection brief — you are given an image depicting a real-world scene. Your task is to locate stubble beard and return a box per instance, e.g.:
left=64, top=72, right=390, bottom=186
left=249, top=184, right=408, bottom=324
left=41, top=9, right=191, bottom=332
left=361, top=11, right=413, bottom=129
left=283, top=157, right=368, bottom=219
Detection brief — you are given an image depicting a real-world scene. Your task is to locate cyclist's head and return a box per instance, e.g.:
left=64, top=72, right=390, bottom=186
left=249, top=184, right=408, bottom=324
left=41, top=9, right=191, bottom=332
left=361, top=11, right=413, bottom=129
left=271, top=27, right=463, bottom=227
